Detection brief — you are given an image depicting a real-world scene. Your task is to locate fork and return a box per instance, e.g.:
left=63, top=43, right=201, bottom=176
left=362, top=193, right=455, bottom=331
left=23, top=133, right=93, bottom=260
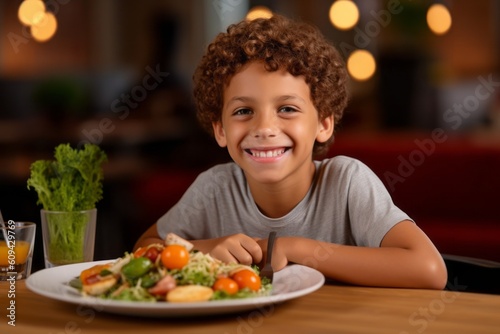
left=260, top=231, right=277, bottom=282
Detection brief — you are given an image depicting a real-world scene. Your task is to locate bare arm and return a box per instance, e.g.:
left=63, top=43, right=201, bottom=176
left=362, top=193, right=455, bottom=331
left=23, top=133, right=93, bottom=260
left=271, top=220, right=447, bottom=289
left=134, top=223, right=163, bottom=250
left=136, top=220, right=446, bottom=289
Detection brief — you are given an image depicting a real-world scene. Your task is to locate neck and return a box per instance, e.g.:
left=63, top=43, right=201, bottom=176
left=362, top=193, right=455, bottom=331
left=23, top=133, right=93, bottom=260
left=247, top=162, right=316, bottom=218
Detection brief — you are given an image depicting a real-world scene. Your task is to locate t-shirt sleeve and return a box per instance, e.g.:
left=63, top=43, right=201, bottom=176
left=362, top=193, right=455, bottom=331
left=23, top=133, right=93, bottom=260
left=344, top=158, right=412, bottom=247
left=156, top=169, right=214, bottom=240
left=155, top=163, right=240, bottom=240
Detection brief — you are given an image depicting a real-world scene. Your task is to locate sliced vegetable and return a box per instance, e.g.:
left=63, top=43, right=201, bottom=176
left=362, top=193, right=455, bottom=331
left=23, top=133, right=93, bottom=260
left=108, top=255, right=132, bottom=274
left=148, top=275, right=176, bottom=295
left=134, top=245, right=161, bottom=262
left=140, top=271, right=161, bottom=288
left=133, top=247, right=147, bottom=258
left=121, top=257, right=153, bottom=279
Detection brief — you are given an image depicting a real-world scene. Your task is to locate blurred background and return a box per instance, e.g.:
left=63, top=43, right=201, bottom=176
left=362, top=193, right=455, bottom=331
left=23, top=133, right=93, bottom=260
left=1, top=0, right=499, bottom=272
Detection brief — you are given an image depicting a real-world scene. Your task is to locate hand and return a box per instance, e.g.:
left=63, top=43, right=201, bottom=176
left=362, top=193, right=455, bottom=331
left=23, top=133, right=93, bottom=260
left=207, top=233, right=263, bottom=265
left=257, top=236, right=289, bottom=272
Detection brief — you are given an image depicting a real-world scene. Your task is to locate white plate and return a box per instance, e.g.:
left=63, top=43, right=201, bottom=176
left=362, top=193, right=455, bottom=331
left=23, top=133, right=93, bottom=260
left=26, top=260, right=324, bottom=317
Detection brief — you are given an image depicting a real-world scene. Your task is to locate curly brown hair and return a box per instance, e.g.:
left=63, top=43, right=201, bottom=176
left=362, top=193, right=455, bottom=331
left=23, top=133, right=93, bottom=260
left=193, top=14, right=349, bottom=155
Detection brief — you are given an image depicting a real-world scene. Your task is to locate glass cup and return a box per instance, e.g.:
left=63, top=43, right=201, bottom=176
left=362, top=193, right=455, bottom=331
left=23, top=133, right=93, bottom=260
left=0, top=221, right=36, bottom=280
left=40, top=209, right=96, bottom=268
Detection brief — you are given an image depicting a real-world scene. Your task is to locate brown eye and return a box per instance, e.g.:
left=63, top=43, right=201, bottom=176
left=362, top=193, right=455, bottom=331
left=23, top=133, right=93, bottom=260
left=233, top=108, right=252, bottom=116
left=278, top=106, right=298, bottom=113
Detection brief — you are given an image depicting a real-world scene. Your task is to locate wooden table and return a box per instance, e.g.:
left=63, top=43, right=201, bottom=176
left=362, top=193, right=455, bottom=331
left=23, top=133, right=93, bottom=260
left=1, top=280, right=499, bottom=334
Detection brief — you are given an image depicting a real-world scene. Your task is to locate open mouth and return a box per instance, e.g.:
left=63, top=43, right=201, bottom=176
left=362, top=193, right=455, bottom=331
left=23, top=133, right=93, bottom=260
left=244, top=147, right=291, bottom=158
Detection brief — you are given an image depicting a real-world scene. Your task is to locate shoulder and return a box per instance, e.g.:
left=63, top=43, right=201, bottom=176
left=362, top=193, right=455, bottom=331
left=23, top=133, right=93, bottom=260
left=315, top=155, right=383, bottom=190
left=316, top=155, right=372, bottom=176
left=193, top=162, right=245, bottom=188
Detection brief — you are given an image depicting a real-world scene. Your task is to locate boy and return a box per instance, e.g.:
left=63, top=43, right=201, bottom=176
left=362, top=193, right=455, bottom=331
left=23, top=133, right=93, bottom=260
left=136, top=15, right=447, bottom=289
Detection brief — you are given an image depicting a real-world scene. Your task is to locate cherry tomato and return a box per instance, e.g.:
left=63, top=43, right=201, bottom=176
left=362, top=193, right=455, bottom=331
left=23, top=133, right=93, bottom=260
left=231, top=269, right=261, bottom=291
left=161, top=245, right=189, bottom=270
left=144, top=247, right=160, bottom=262
left=134, top=246, right=161, bottom=262
left=213, top=277, right=239, bottom=295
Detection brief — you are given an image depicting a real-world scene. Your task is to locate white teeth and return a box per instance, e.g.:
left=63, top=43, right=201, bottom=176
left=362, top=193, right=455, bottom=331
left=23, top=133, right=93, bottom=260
left=250, top=149, right=286, bottom=158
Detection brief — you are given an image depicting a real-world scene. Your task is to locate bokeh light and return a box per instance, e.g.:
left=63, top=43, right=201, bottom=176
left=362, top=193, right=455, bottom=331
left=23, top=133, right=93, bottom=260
left=347, top=50, right=376, bottom=81
left=31, top=12, right=58, bottom=42
left=246, top=6, right=273, bottom=21
left=329, top=0, right=359, bottom=31
left=18, top=0, right=46, bottom=26
left=427, top=4, right=452, bottom=35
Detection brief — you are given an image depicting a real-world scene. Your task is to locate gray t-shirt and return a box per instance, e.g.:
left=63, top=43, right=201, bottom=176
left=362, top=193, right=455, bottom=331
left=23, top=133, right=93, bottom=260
left=157, top=156, right=411, bottom=247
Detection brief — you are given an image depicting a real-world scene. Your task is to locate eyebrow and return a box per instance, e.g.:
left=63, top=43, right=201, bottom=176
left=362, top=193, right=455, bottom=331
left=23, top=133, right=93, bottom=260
left=225, top=94, right=306, bottom=108
left=278, top=94, right=307, bottom=104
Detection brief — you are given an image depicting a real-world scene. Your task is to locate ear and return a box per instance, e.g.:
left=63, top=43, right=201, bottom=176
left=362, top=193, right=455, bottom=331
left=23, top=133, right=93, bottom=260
left=316, top=115, right=334, bottom=143
left=212, top=121, right=227, bottom=147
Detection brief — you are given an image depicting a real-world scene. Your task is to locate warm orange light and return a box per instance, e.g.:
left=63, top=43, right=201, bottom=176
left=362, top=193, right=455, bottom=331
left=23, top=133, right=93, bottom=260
left=329, top=0, right=359, bottom=31
left=347, top=50, right=376, bottom=81
left=31, top=12, right=58, bottom=42
left=427, top=4, right=452, bottom=35
left=246, top=6, right=273, bottom=21
left=18, top=0, right=46, bottom=26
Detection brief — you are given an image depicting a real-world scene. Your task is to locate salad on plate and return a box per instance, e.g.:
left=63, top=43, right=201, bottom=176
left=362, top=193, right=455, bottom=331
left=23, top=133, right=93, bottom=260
left=70, top=233, right=272, bottom=303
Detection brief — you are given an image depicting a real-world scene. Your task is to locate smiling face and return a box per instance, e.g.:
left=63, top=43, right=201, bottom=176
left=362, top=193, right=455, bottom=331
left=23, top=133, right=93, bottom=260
left=213, top=61, right=333, bottom=188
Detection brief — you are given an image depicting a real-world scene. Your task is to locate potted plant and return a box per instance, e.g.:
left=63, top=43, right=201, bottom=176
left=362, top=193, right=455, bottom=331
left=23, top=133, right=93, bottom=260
left=27, top=143, right=107, bottom=267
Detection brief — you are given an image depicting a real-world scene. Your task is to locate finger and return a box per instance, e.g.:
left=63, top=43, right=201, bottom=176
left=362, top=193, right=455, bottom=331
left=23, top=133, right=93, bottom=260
left=229, top=248, right=254, bottom=265
left=239, top=237, right=263, bottom=264
left=274, top=257, right=288, bottom=271
left=209, top=246, right=238, bottom=264
left=210, top=241, right=253, bottom=265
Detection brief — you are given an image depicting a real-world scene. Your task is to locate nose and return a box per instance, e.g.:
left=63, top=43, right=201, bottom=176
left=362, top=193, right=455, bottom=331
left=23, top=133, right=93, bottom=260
left=252, top=111, right=278, bottom=139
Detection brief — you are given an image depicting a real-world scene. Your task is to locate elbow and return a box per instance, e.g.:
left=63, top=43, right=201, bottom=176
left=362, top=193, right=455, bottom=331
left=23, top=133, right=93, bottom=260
left=421, top=256, right=448, bottom=290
